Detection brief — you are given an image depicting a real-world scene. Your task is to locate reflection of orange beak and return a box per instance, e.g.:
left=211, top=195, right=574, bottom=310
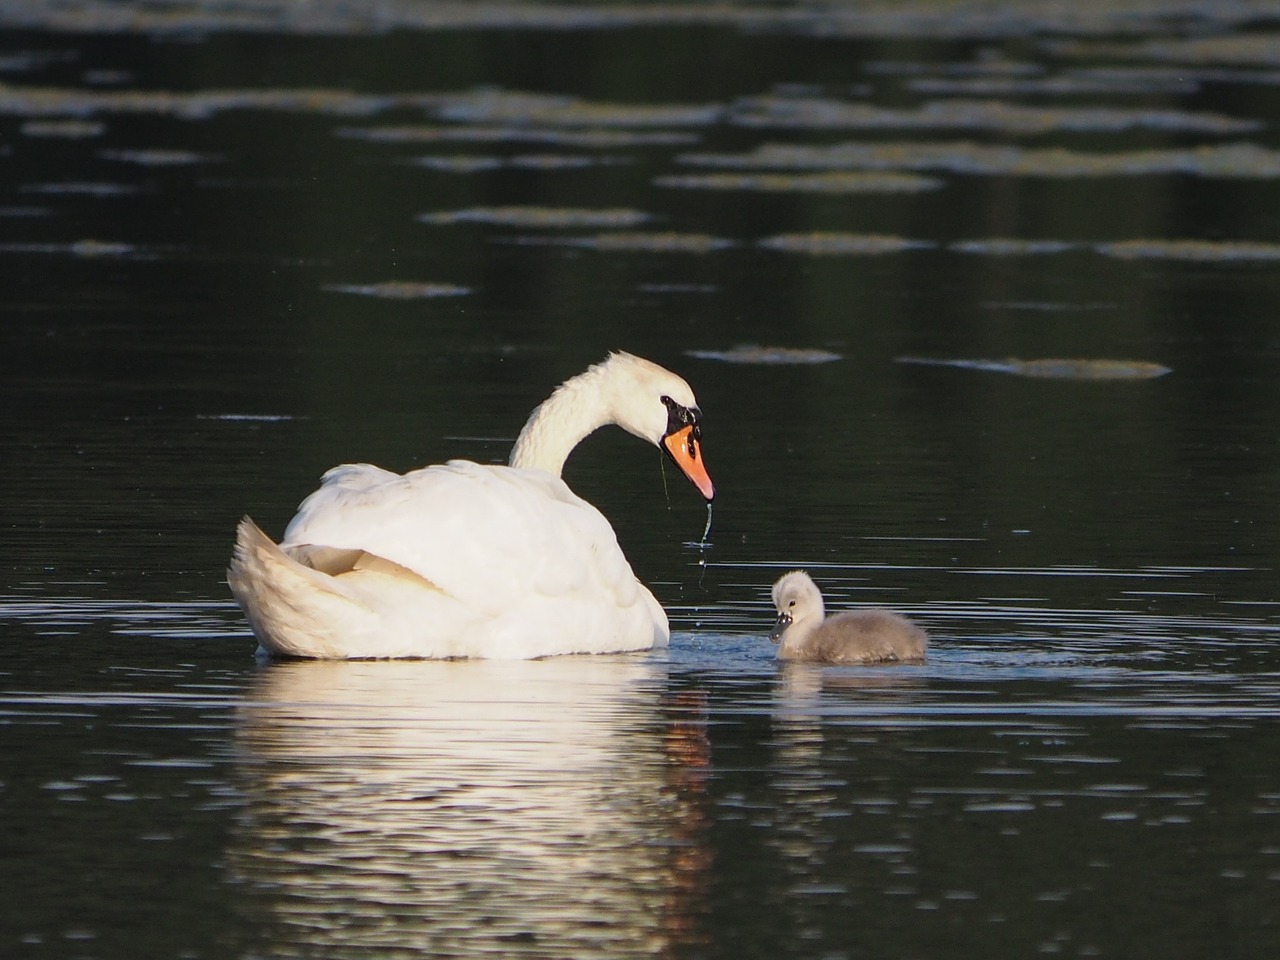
left=662, top=425, right=715, bottom=502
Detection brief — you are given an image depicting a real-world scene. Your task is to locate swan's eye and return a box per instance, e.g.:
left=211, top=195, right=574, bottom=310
left=661, top=395, right=700, bottom=433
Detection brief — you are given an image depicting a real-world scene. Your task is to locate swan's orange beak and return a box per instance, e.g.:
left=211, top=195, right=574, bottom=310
left=662, top=424, right=715, bottom=502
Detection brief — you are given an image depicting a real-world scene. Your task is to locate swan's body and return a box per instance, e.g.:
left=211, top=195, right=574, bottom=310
left=769, top=570, right=927, bottom=664
left=228, top=353, right=714, bottom=659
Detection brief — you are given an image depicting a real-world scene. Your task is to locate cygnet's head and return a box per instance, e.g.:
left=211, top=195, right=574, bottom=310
left=770, top=570, right=826, bottom=642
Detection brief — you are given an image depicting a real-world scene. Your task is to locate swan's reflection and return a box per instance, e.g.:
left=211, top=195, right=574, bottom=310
left=229, top=657, right=710, bottom=958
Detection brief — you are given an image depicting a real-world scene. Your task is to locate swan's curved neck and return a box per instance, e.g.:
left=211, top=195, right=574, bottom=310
left=508, top=365, right=614, bottom=476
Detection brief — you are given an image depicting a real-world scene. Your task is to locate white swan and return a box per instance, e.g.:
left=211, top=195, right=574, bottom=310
left=227, top=352, right=714, bottom=659
left=770, top=570, right=927, bottom=664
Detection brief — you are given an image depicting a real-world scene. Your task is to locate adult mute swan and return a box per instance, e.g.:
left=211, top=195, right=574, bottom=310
left=769, top=571, right=927, bottom=664
left=228, top=352, right=714, bottom=659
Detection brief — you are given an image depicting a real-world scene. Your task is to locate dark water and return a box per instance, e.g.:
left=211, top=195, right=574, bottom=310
left=4, top=2, right=1280, bottom=957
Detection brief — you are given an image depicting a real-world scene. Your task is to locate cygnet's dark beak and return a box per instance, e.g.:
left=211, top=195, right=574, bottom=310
left=769, top=612, right=791, bottom=643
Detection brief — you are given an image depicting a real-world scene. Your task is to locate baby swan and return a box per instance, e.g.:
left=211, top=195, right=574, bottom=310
left=770, top=570, right=927, bottom=664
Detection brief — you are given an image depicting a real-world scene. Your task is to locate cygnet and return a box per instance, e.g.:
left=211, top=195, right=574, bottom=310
left=770, top=570, right=927, bottom=664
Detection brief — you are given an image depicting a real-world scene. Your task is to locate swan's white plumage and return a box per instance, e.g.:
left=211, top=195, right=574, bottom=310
left=228, top=353, right=706, bottom=660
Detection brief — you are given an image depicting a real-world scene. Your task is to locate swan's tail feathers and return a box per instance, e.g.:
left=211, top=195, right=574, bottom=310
left=227, top=516, right=372, bottom=658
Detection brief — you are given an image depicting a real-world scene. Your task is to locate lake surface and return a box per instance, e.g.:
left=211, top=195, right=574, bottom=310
left=4, top=1, right=1280, bottom=957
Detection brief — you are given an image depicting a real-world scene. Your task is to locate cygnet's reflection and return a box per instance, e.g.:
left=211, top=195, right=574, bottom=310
left=766, top=665, right=932, bottom=913
left=229, top=657, right=711, bottom=958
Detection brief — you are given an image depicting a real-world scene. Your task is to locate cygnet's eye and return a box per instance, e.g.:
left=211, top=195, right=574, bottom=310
left=788, top=599, right=796, bottom=607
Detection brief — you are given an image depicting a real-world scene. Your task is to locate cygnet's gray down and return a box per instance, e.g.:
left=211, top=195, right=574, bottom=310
left=770, top=570, right=927, bottom=664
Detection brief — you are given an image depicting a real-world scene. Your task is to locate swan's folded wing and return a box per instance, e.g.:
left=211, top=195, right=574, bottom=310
left=279, top=460, right=644, bottom=619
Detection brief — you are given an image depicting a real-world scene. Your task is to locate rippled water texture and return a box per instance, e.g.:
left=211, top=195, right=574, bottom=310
left=4, top=2, right=1280, bottom=958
